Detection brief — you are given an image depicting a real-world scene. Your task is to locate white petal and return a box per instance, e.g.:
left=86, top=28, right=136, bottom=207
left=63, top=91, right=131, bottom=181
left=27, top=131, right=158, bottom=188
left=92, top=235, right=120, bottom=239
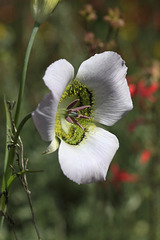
left=32, top=59, right=74, bottom=141
left=58, top=127, right=119, bottom=184
left=43, top=59, right=74, bottom=99
left=32, top=93, right=57, bottom=141
left=43, top=137, right=59, bottom=154
left=76, top=51, right=133, bottom=126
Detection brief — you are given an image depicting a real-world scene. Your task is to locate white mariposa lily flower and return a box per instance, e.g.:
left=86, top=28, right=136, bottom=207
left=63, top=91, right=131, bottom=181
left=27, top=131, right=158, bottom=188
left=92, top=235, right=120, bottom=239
left=32, top=51, right=133, bottom=184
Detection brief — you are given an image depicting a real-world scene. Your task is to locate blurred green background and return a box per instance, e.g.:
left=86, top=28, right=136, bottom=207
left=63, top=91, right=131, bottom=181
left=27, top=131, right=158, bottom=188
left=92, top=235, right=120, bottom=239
left=0, top=0, right=160, bottom=239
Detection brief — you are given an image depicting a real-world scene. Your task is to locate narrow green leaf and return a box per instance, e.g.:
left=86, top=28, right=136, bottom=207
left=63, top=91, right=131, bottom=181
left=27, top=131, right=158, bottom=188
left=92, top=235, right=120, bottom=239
left=7, top=170, right=26, bottom=189
left=7, top=170, right=44, bottom=190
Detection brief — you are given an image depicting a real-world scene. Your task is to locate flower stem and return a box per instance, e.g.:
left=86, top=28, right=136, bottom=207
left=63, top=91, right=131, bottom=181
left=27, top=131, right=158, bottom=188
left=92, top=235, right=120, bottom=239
left=14, top=22, right=40, bottom=127
left=5, top=113, right=32, bottom=183
left=0, top=113, right=32, bottom=229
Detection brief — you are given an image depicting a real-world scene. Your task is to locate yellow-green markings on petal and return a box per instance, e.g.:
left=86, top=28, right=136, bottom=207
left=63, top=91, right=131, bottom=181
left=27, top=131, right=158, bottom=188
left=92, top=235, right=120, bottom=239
left=55, top=79, right=95, bottom=145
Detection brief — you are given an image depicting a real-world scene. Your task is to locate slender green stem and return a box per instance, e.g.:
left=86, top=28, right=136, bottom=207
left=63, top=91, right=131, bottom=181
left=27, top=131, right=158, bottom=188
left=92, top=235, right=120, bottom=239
left=0, top=99, right=13, bottom=229
left=5, top=113, right=32, bottom=182
left=0, top=113, right=32, bottom=227
left=14, top=22, right=40, bottom=127
left=2, top=99, right=12, bottom=188
left=1, top=20, right=39, bottom=234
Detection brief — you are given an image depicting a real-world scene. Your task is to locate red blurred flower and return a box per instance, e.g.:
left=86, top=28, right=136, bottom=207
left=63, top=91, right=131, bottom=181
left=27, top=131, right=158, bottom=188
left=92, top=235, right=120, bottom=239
left=110, top=164, right=138, bottom=188
left=136, top=81, right=159, bottom=102
left=129, top=83, right=136, bottom=97
left=140, top=150, right=151, bottom=164
left=127, top=76, right=136, bottom=97
left=127, top=76, right=159, bottom=102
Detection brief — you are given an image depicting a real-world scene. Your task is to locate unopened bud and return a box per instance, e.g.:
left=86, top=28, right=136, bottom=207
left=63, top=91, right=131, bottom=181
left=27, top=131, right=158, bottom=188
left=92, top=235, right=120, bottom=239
left=31, top=0, right=59, bottom=24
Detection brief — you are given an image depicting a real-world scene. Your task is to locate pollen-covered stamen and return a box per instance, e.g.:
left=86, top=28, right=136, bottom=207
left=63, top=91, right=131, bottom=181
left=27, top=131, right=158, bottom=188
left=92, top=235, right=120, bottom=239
left=65, top=99, right=91, bottom=130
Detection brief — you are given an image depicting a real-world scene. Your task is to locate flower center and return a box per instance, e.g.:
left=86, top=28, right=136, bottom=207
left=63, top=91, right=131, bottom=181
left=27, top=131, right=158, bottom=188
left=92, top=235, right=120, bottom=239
left=65, top=99, right=91, bottom=130
left=55, top=79, right=95, bottom=145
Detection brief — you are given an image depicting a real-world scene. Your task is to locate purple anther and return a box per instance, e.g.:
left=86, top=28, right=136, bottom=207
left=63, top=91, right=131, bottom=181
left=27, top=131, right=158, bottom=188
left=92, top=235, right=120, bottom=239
left=67, top=99, right=80, bottom=110
left=79, top=115, right=90, bottom=119
left=65, top=116, right=73, bottom=124
left=71, top=117, right=84, bottom=130
left=71, top=105, right=91, bottom=112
